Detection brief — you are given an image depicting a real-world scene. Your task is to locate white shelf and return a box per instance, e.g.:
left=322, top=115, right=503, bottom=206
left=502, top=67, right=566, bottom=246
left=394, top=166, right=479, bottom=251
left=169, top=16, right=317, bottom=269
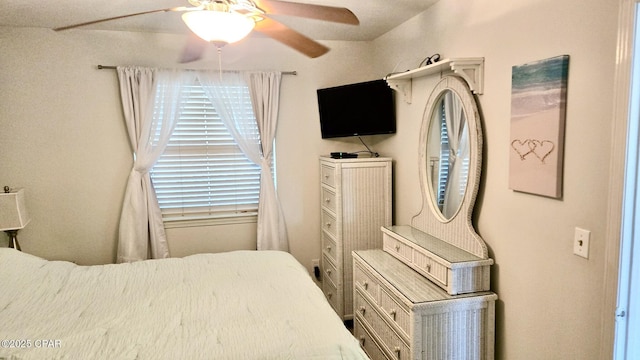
left=384, top=57, right=484, bottom=103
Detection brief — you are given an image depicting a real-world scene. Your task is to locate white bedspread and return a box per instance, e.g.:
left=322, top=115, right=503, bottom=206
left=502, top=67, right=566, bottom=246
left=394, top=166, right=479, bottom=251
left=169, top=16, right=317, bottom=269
left=0, top=249, right=368, bottom=360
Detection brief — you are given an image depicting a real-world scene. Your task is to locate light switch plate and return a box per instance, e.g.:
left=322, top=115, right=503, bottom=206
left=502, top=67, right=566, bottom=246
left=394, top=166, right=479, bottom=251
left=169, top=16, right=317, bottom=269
left=574, top=227, right=590, bottom=259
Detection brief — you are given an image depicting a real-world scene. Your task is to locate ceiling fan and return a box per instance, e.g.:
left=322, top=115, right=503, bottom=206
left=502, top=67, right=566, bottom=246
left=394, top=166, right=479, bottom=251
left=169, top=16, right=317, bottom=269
left=53, top=0, right=359, bottom=62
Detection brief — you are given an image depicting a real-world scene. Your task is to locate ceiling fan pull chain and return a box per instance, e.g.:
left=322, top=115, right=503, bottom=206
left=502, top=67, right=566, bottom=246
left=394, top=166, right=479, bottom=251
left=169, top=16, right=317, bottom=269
left=217, top=46, right=223, bottom=81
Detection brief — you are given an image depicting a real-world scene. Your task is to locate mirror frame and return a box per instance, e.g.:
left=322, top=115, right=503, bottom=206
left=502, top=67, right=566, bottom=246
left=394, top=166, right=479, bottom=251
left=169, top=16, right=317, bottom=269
left=412, top=76, right=488, bottom=258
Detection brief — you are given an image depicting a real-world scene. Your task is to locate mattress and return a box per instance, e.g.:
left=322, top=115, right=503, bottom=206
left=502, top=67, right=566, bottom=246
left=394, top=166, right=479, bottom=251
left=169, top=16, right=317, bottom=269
left=0, top=248, right=368, bottom=359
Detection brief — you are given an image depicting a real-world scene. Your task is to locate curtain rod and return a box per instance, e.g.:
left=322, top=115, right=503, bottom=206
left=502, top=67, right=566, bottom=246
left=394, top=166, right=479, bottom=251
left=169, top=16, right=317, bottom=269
left=97, top=65, right=296, bottom=75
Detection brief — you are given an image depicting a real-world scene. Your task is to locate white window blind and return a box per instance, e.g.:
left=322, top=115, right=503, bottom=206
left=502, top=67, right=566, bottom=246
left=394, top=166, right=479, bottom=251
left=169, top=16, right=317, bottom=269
left=150, top=81, right=265, bottom=221
left=436, top=102, right=470, bottom=206
left=437, top=102, right=450, bottom=207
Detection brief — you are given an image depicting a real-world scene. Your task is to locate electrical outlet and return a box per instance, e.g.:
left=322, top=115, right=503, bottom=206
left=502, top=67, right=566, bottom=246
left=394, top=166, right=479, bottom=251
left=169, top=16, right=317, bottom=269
left=573, top=227, right=590, bottom=259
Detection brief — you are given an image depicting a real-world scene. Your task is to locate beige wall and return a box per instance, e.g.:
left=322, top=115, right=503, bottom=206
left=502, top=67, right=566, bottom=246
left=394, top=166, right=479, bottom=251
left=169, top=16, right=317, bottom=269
left=0, top=0, right=622, bottom=358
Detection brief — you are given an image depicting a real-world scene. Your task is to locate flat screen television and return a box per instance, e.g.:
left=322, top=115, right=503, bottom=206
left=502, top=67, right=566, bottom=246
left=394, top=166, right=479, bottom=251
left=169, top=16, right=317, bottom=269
left=317, top=79, right=396, bottom=139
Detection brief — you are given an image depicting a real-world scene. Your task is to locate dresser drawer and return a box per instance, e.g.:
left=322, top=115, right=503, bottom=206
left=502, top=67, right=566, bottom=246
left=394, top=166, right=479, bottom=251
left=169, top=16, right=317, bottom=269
left=354, top=261, right=379, bottom=301
left=321, top=186, right=337, bottom=212
left=320, top=164, right=336, bottom=187
left=355, top=319, right=387, bottom=360
left=355, top=290, right=410, bottom=360
left=383, top=235, right=412, bottom=263
left=322, top=232, right=338, bottom=264
left=322, top=273, right=339, bottom=312
left=381, top=226, right=493, bottom=295
left=413, top=250, right=448, bottom=287
left=379, top=288, right=410, bottom=339
left=321, top=210, right=337, bottom=237
left=322, top=254, right=339, bottom=285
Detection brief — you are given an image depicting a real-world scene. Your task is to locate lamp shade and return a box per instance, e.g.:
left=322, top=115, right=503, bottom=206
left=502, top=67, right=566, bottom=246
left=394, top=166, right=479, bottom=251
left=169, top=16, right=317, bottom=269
left=0, top=188, right=31, bottom=231
left=182, top=10, right=255, bottom=45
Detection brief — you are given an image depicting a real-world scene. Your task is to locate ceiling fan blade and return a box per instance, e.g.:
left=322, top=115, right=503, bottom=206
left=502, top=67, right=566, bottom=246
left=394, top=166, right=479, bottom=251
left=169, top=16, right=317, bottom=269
left=53, top=7, right=192, bottom=31
left=254, top=17, right=329, bottom=58
left=254, top=0, right=359, bottom=25
left=179, top=35, right=208, bottom=63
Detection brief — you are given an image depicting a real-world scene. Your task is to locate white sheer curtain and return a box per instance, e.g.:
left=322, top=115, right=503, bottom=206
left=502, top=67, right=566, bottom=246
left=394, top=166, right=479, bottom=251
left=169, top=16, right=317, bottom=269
left=442, top=91, right=470, bottom=218
left=197, top=70, right=289, bottom=251
left=245, top=71, right=288, bottom=251
left=116, top=66, right=196, bottom=263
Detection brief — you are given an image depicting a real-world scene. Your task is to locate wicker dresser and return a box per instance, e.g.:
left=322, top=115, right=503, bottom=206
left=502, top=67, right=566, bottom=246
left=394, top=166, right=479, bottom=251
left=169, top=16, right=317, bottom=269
left=352, top=73, right=497, bottom=358
left=353, top=248, right=496, bottom=360
left=319, top=156, right=392, bottom=320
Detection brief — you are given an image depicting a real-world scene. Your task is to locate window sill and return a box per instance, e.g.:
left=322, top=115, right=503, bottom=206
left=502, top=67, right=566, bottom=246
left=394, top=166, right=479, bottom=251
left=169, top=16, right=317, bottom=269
left=163, top=212, right=258, bottom=229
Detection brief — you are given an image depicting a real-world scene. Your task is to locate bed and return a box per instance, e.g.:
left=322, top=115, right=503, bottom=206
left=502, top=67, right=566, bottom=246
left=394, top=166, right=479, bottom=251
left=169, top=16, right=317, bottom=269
left=0, top=248, right=368, bottom=359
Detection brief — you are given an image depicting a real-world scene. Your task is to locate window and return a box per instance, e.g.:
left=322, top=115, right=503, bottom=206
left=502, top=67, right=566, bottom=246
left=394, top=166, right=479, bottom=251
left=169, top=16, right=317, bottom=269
left=150, top=80, right=267, bottom=223
left=436, top=101, right=450, bottom=207
left=434, top=100, right=470, bottom=208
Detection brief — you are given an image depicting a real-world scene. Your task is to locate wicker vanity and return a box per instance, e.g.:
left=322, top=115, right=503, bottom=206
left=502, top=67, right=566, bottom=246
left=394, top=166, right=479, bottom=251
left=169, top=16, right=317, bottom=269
left=353, top=66, right=497, bottom=359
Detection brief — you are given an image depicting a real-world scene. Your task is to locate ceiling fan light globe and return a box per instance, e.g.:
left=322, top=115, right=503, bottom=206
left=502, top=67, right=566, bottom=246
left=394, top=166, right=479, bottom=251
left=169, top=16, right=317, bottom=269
left=182, top=10, right=255, bottom=44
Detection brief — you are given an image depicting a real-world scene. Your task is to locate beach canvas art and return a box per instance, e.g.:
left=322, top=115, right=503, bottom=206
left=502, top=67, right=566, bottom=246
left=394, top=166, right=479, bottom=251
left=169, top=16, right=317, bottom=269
left=509, top=55, right=569, bottom=198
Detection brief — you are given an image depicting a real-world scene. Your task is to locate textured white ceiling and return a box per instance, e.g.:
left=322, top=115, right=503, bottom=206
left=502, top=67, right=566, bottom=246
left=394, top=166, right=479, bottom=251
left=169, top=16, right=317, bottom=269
left=0, top=0, right=438, bottom=41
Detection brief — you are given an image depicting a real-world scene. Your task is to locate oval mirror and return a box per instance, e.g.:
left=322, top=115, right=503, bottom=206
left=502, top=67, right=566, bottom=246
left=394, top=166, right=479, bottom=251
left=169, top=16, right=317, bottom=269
left=417, top=76, right=481, bottom=223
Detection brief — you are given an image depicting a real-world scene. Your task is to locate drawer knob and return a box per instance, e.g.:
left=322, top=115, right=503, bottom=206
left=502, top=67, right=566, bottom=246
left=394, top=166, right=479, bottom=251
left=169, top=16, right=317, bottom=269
left=325, top=198, right=331, bottom=203
left=390, top=309, right=397, bottom=320
left=426, top=264, right=431, bottom=272
left=359, top=305, right=366, bottom=315
left=327, top=292, right=333, bottom=299
left=363, top=281, right=369, bottom=290
left=326, top=222, right=332, bottom=228
left=326, top=269, right=332, bottom=276
left=395, top=244, right=400, bottom=251
left=326, top=245, right=332, bottom=251
left=359, top=336, right=365, bottom=346
left=394, top=346, right=401, bottom=356
left=324, top=174, right=329, bottom=179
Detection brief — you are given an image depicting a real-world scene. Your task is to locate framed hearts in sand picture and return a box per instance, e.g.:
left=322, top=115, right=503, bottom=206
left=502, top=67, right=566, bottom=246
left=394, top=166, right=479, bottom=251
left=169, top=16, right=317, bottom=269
left=509, top=55, right=569, bottom=199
